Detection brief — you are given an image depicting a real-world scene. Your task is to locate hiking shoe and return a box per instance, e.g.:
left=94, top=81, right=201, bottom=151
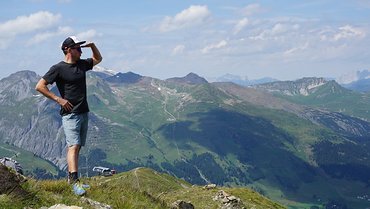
left=73, top=182, right=87, bottom=196
left=81, top=183, right=90, bottom=189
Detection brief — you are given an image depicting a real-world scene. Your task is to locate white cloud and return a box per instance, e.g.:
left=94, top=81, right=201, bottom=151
left=271, top=23, right=288, bottom=34
left=0, top=11, right=60, bottom=49
left=319, top=25, right=366, bottom=42
left=241, top=4, right=262, bottom=16
left=202, top=40, right=228, bottom=54
left=250, top=23, right=300, bottom=40
left=284, top=42, right=309, bottom=56
left=333, top=25, right=365, bottom=41
left=233, top=18, right=249, bottom=35
left=0, top=11, right=61, bottom=37
left=76, top=29, right=98, bottom=41
left=27, top=26, right=73, bottom=45
left=159, top=5, right=211, bottom=32
left=172, top=44, right=185, bottom=55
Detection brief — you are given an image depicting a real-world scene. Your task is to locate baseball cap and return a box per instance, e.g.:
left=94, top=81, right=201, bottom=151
left=61, top=36, right=86, bottom=50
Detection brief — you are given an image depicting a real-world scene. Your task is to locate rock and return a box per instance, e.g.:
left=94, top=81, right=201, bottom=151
left=203, top=184, right=217, bottom=190
left=46, top=204, right=82, bottom=209
left=213, top=190, right=245, bottom=209
left=81, top=197, right=112, bottom=209
left=0, top=164, right=28, bottom=198
left=170, top=200, right=195, bottom=209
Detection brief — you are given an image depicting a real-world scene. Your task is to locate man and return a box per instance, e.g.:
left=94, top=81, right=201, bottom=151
left=35, top=36, right=102, bottom=195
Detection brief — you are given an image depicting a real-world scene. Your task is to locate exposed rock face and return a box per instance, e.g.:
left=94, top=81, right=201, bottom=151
left=170, top=200, right=195, bottom=209
left=253, top=77, right=327, bottom=96
left=213, top=190, right=245, bottom=209
left=301, top=108, right=370, bottom=139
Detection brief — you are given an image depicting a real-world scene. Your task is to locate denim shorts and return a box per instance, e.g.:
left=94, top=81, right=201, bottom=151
left=62, top=112, right=89, bottom=147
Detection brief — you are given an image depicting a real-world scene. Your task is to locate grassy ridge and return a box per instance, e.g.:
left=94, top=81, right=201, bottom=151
left=0, top=167, right=285, bottom=209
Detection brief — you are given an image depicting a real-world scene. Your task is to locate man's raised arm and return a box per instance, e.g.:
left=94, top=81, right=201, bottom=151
left=82, top=43, right=102, bottom=66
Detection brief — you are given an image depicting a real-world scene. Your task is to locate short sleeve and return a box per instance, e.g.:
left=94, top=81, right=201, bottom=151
left=76, top=58, right=93, bottom=72
left=86, top=58, right=93, bottom=70
left=42, top=65, right=59, bottom=84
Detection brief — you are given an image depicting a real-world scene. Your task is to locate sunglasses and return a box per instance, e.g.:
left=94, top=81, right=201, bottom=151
left=70, top=46, right=82, bottom=53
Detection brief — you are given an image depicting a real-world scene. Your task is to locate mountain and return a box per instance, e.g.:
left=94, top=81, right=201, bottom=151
left=1, top=70, right=370, bottom=208
left=253, top=77, right=370, bottom=121
left=342, top=78, right=370, bottom=92
left=214, top=73, right=278, bottom=86
left=253, top=77, right=328, bottom=96
left=105, top=71, right=143, bottom=84
left=336, top=70, right=370, bottom=92
left=0, top=166, right=285, bottom=208
left=92, top=66, right=116, bottom=79
left=166, top=72, right=208, bottom=84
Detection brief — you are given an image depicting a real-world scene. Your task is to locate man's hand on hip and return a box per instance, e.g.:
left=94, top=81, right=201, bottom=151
left=57, top=97, right=74, bottom=112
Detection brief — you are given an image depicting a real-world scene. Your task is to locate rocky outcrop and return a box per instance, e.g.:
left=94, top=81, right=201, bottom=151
left=253, top=77, right=327, bottom=96
left=81, top=197, right=112, bottom=209
left=0, top=164, right=28, bottom=198
left=213, top=190, right=245, bottom=209
left=301, top=108, right=370, bottom=139
left=170, top=200, right=195, bottom=209
left=41, top=204, right=82, bottom=209
left=203, top=183, right=217, bottom=190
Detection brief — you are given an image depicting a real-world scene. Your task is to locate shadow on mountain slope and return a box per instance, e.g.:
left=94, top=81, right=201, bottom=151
left=158, top=109, right=319, bottom=199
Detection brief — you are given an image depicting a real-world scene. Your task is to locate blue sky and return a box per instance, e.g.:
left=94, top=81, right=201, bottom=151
left=1, top=0, right=369, bottom=81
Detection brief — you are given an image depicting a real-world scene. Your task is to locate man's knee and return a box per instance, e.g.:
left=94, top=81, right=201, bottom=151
left=68, top=145, right=81, bottom=153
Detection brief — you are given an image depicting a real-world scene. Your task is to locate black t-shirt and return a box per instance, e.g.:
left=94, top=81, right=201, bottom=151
left=43, top=58, right=93, bottom=115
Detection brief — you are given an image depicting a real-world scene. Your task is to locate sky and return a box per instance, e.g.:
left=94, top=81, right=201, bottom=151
left=1, top=0, right=370, bottom=81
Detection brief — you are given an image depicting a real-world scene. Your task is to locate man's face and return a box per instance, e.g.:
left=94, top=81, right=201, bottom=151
left=69, top=46, right=82, bottom=60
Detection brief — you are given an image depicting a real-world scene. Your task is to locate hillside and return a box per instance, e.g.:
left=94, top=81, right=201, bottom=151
left=0, top=165, right=285, bottom=209
left=1, top=70, right=370, bottom=208
left=0, top=142, right=60, bottom=178
left=253, top=78, right=370, bottom=121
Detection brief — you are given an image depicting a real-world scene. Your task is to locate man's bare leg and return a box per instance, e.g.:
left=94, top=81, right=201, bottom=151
left=67, top=145, right=81, bottom=181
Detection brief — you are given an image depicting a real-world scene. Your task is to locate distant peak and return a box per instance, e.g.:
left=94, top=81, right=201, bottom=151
left=166, top=72, right=208, bottom=84
left=254, top=77, right=329, bottom=96
left=92, top=66, right=117, bottom=76
left=1, top=70, right=39, bottom=83
left=105, top=71, right=143, bottom=84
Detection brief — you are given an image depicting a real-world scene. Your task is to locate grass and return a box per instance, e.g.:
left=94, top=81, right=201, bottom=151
left=0, top=142, right=59, bottom=176
left=0, top=167, right=286, bottom=209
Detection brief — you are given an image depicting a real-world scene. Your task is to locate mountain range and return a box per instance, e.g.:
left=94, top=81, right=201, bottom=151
left=335, top=70, right=370, bottom=92
left=213, top=70, right=370, bottom=92
left=0, top=69, right=370, bottom=208
left=210, top=73, right=278, bottom=86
